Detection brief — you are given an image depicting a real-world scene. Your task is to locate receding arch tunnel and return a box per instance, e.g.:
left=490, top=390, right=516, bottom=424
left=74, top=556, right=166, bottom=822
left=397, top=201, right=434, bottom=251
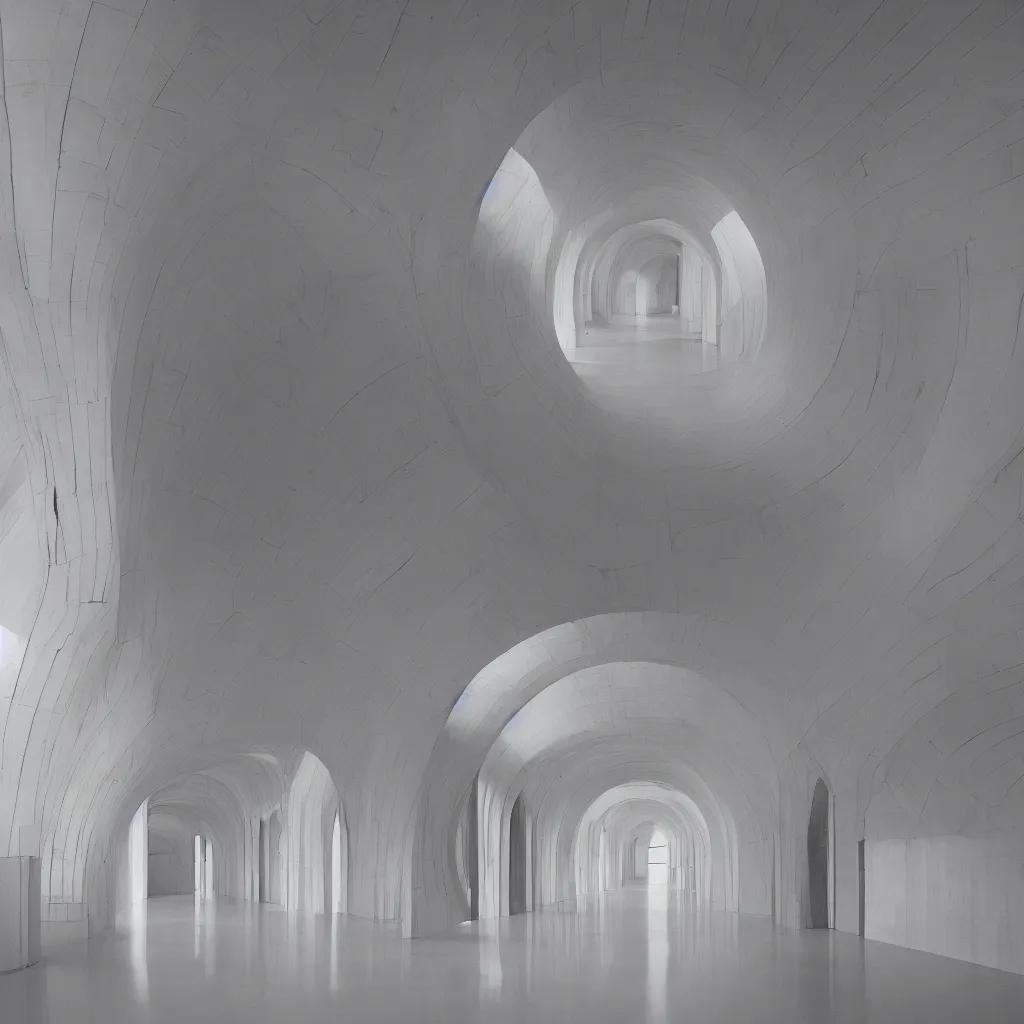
left=3, top=1, right=1024, bottom=1019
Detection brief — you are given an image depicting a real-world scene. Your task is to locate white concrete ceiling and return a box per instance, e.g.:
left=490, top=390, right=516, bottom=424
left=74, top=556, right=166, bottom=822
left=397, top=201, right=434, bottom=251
left=1, top=0, right=1023, bottom=935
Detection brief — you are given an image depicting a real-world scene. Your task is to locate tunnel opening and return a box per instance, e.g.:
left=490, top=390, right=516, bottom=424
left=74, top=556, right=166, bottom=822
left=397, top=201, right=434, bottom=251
left=331, top=813, right=345, bottom=914
left=807, top=779, right=830, bottom=930
left=473, top=124, right=768, bottom=439
left=508, top=793, right=527, bottom=915
left=569, top=225, right=725, bottom=378
left=146, top=815, right=192, bottom=899
left=259, top=810, right=282, bottom=905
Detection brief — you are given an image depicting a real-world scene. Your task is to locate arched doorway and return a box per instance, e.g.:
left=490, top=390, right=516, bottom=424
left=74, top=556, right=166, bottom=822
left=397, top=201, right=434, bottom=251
left=508, top=793, right=527, bottom=915
left=259, top=810, right=283, bottom=904
left=193, top=834, right=204, bottom=895
left=807, top=778, right=830, bottom=928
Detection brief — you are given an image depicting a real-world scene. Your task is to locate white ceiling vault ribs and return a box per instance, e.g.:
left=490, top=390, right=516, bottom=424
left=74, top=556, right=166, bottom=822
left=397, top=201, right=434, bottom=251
left=0, top=0, right=1019, bottom=955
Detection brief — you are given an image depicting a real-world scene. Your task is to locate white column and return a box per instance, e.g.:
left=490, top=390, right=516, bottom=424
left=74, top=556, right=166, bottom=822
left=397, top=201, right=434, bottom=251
left=0, top=857, right=40, bottom=972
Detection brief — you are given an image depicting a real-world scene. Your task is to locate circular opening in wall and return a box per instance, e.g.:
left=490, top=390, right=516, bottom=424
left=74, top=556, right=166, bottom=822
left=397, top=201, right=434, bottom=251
left=563, top=218, right=729, bottom=379
left=467, top=66, right=782, bottom=452
left=472, top=126, right=769, bottom=439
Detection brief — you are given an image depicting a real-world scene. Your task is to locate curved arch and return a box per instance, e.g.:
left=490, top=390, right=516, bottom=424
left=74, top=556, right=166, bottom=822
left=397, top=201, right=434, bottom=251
left=807, top=778, right=831, bottom=929
left=537, top=753, right=740, bottom=911
left=3, top=4, right=1024, bottom=980
left=284, top=751, right=341, bottom=915
left=83, top=747, right=344, bottom=930
left=576, top=212, right=724, bottom=337
left=573, top=786, right=712, bottom=900
left=410, top=614, right=781, bottom=935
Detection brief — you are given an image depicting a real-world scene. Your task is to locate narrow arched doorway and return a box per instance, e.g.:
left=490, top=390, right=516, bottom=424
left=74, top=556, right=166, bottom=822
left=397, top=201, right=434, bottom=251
left=330, top=812, right=348, bottom=914
left=193, top=834, right=204, bottom=896
left=259, top=810, right=283, bottom=905
left=807, top=778, right=830, bottom=928
left=258, top=818, right=268, bottom=902
left=508, top=793, right=527, bottom=915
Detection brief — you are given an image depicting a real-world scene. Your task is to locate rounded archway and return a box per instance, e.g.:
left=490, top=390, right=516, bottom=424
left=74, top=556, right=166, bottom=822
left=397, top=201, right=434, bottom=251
left=89, top=748, right=346, bottom=927
left=406, top=614, right=786, bottom=937
left=807, top=778, right=831, bottom=930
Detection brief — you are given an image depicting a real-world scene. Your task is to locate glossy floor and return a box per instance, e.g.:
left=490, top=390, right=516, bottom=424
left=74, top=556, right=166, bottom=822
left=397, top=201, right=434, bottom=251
left=570, top=316, right=722, bottom=439
left=573, top=315, right=717, bottom=374
left=4, top=889, right=1024, bottom=1023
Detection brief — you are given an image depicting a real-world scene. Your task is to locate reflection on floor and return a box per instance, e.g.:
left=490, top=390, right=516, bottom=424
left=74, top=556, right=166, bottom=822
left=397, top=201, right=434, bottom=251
left=4, top=889, right=1024, bottom=1023
left=569, top=316, right=721, bottom=437
left=574, top=314, right=718, bottom=367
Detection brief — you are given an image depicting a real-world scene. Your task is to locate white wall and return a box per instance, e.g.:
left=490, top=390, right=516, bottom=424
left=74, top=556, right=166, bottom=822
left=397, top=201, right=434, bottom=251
left=866, top=835, right=1024, bottom=975
left=711, top=211, right=766, bottom=362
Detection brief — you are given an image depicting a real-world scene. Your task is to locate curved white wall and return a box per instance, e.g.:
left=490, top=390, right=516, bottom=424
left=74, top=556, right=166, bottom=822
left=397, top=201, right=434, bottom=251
left=1, top=0, right=1024, bottom=976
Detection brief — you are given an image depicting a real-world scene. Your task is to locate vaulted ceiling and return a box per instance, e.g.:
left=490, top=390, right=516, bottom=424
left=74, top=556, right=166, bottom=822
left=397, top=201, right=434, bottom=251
left=1, top=0, right=1023, bottom=936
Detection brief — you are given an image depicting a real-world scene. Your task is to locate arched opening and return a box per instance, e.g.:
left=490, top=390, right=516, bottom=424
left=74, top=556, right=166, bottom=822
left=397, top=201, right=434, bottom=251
left=259, top=810, right=283, bottom=905
left=283, top=750, right=340, bottom=914
left=414, top=627, right=779, bottom=937
left=807, top=779, right=830, bottom=929
left=647, top=828, right=669, bottom=887
left=258, top=819, right=268, bottom=902
left=508, top=793, right=527, bottom=915
left=557, top=219, right=734, bottom=385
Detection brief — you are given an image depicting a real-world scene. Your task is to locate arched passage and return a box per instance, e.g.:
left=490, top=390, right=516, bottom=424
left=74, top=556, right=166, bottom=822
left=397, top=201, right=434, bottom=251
left=571, top=785, right=713, bottom=904
left=409, top=616, right=782, bottom=937
left=260, top=810, right=283, bottom=906
left=508, top=793, right=528, bottom=915
left=565, top=216, right=726, bottom=354
left=807, top=779, right=831, bottom=930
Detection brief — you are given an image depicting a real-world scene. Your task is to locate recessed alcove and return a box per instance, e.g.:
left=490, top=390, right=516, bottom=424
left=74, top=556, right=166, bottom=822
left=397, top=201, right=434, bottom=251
left=562, top=204, right=767, bottom=383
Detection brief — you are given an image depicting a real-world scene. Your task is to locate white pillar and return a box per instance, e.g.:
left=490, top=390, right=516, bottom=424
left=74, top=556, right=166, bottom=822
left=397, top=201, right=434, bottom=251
left=0, top=857, right=40, bottom=972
